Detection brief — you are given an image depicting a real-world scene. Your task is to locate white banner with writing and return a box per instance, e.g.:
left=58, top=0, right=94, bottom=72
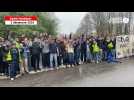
left=116, top=35, right=131, bottom=58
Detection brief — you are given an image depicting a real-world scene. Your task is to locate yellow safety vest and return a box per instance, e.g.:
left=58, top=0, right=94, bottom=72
left=108, top=42, right=113, bottom=49
left=92, top=43, right=100, bottom=53
left=6, top=50, right=12, bottom=61
left=15, top=42, right=22, bottom=62
left=16, top=42, right=21, bottom=49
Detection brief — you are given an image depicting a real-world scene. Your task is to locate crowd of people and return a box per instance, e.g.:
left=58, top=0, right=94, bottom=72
left=0, top=33, right=117, bottom=80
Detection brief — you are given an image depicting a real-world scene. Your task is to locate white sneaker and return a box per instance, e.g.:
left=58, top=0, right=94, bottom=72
left=72, top=65, right=74, bottom=67
left=96, top=61, right=99, bottom=64
left=59, top=66, right=62, bottom=68
left=47, top=68, right=51, bottom=71
left=61, top=65, right=64, bottom=68
left=50, top=68, right=54, bottom=70
left=68, top=65, right=71, bottom=68
left=1, top=73, right=4, bottom=76
left=45, top=68, right=49, bottom=71
left=40, top=68, right=45, bottom=72
left=37, top=70, right=40, bottom=73
left=16, top=74, right=21, bottom=78
left=29, top=71, right=36, bottom=74
left=10, top=78, right=14, bottom=81
left=56, top=67, right=59, bottom=70
left=62, top=65, right=66, bottom=68
left=62, top=66, right=64, bottom=68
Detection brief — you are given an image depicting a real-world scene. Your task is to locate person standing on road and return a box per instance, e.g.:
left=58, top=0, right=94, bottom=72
left=26, top=38, right=33, bottom=72
left=89, top=37, right=94, bottom=63
left=14, top=39, right=21, bottom=75
left=49, top=38, right=58, bottom=70
left=59, top=40, right=66, bottom=68
left=97, top=37, right=103, bottom=62
left=6, top=42, right=20, bottom=80
left=86, top=38, right=93, bottom=63
left=63, top=40, right=69, bottom=68
left=101, top=37, right=108, bottom=61
left=92, top=39, right=100, bottom=64
left=0, top=38, right=5, bottom=75
left=80, top=37, right=87, bottom=64
left=107, top=38, right=114, bottom=63
left=111, top=37, right=116, bottom=60
left=73, top=38, right=80, bottom=66
left=56, top=39, right=62, bottom=68
left=22, top=42, right=29, bottom=74
left=66, top=40, right=75, bottom=67
left=31, top=37, right=41, bottom=72
left=41, top=37, right=50, bottom=70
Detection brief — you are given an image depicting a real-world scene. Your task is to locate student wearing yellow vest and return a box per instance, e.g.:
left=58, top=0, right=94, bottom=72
left=92, top=40, right=100, bottom=64
left=14, top=41, right=22, bottom=75
left=17, top=42, right=28, bottom=75
left=5, top=42, right=20, bottom=80
left=15, top=40, right=27, bottom=75
left=107, top=38, right=121, bottom=63
left=4, top=44, right=12, bottom=78
left=107, top=39, right=114, bottom=63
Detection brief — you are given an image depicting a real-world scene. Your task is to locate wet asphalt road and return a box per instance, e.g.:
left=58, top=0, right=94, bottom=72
left=0, top=58, right=134, bottom=87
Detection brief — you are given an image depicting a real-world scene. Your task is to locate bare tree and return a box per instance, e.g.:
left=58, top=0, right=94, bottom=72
left=76, top=12, right=134, bottom=36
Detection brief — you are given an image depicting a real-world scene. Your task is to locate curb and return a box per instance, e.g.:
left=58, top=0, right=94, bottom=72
left=0, top=65, right=78, bottom=80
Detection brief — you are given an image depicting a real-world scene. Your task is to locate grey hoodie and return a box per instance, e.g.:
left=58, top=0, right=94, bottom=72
left=41, top=41, right=49, bottom=53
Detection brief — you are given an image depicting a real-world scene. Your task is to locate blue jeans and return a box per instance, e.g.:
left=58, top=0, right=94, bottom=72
left=9, top=61, right=18, bottom=78
left=107, top=51, right=113, bottom=63
left=81, top=50, right=87, bottom=62
left=74, top=51, right=80, bottom=65
left=14, top=61, right=20, bottom=75
left=93, top=52, right=99, bottom=62
left=111, top=49, right=116, bottom=60
left=50, top=53, right=58, bottom=68
left=68, top=53, right=74, bottom=65
left=98, top=51, right=103, bottom=61
left=107, top=50, right=119, bottom=63
left=4, top=62, right=10, bottom=76
left=86, top=50, right=92, bottom=61
left=27, top=52, right=32, bottom=71
left=103, top=50, right=107, bottom=60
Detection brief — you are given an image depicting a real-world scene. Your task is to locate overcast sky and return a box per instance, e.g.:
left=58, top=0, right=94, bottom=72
left=55, top=12, right=87, bottom=34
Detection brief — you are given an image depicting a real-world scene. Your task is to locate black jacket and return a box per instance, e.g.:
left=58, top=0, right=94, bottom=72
left=112, top=39, right=116, bottom=49
left=31, top=42, right=41, bottom=55
left=10, top=48, right=20, bottom=62
left=0, top=47, right=4, bottom=62
left=73, top=41, right=80, bottom=53
left=81, top=41, right=87, bottom=51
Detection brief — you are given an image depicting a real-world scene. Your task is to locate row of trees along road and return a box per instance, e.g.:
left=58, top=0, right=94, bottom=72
left=76, top=12, right=134, bottom=37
